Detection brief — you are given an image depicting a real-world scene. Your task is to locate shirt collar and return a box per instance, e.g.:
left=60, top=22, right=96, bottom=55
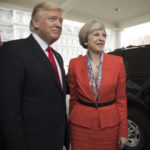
left=32, top=32, right=51, bottom=51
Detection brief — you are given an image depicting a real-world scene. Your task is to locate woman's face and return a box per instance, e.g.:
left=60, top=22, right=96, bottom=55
left=87, top=29, right=106, bottom=54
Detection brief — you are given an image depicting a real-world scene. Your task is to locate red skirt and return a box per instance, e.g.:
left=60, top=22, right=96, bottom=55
left=70, top=122, right=119, bottom=150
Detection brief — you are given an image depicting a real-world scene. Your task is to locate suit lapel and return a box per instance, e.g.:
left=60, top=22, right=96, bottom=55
left=52, top=49, right=66, bottom=95
left=26, top=35, right=63, bottom=93
left=98, top=53, right=109, bottom=101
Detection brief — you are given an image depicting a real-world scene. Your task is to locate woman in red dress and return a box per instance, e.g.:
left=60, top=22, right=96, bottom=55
left=68, top=20, right=128, bottom=150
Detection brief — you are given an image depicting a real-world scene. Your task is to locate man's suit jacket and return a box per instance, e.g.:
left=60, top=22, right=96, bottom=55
left=68, top=53, right=128, bottom=137
left=0, top=35, right=69, bottom=150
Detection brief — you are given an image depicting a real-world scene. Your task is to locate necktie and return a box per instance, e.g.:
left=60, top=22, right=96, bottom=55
left=46, top=46, right=62, bottom=88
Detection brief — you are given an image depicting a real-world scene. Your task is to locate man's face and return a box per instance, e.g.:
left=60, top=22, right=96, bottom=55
left=33, top=9, right=63, bottom=44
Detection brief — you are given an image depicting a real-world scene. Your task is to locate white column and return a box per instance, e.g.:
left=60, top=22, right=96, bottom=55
left=112, top=28, right=123, bottom=49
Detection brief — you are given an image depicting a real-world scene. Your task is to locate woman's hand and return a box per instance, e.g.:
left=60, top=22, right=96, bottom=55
left=118, top=137, right=128, bottom=149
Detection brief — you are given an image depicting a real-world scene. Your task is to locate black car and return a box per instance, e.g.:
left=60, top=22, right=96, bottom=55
left=109, top=45, right=150, bottom=150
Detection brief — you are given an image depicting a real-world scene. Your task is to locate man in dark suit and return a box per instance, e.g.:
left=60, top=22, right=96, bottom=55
left=0, top=2, right=69, bottom=150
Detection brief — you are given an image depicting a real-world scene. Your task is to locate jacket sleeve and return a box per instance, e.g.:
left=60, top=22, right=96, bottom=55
left=68, top=59, right=78, bottom=115
left=116, top=57, right=128, bottom=137
left=0, top=43, right=28, bottom=150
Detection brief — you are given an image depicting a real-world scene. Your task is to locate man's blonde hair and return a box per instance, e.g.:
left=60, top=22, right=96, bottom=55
left=30, top=2, right=64, bottom=31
